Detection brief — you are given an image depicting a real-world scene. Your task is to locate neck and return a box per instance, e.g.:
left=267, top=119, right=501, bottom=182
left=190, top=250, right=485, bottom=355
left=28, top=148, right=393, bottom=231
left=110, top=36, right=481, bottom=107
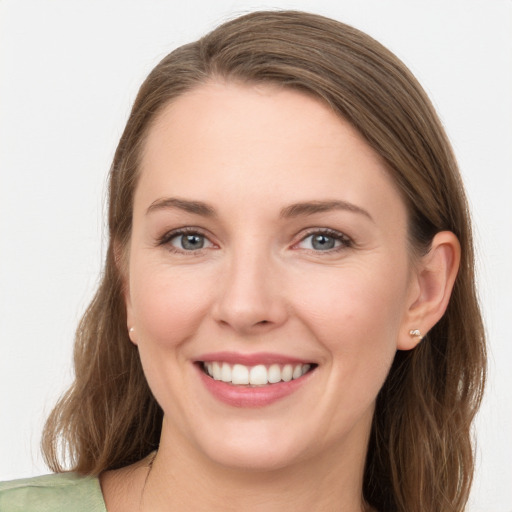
left=141, top=416, right=370, bottom=512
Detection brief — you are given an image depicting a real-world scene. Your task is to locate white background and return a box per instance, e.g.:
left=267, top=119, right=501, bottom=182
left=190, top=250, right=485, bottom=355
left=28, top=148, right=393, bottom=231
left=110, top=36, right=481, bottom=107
left=0, top=1, right=511, bottom=510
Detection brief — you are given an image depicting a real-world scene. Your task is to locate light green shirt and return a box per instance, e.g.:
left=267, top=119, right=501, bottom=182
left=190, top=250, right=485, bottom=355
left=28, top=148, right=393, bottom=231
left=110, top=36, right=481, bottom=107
left=0, top=473, right=107, bottom=512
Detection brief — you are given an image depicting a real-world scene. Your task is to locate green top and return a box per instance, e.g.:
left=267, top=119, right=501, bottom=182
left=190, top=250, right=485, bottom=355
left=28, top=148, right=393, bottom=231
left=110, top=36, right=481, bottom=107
left=0, top=473, right=107, bottom=512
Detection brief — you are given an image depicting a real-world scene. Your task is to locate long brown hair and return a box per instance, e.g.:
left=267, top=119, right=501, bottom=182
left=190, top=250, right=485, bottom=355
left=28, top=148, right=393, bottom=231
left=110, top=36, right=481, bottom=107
left=42, top=10, right=486, bottom=511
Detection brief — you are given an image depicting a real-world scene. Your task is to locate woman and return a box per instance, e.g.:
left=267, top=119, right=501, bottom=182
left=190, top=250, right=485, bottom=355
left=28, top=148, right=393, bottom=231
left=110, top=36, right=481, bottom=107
left=0, top=10, right=486, bottom=512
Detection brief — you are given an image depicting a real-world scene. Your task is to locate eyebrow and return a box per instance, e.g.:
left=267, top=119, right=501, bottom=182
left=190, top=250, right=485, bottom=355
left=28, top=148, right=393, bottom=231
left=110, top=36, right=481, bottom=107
left=280, top=200, right=373, bottom=222
left=145, top=197, right=373, bottom=222
left=146, top=197, right=216, bottom=217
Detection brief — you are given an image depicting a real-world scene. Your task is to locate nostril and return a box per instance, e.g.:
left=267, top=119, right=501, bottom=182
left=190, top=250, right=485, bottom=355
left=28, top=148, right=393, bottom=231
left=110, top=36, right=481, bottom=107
left=253, top=320, right=273, bottom=328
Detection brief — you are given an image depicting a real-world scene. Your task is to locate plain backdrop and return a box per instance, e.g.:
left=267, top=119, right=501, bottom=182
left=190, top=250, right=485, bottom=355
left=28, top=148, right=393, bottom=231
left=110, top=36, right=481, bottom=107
left=1, top=1, right=511, bottom=510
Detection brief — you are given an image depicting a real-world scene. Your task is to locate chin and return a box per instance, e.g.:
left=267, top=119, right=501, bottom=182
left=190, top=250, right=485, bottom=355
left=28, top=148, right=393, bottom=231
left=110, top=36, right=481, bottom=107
left=203, top=436, right=308, bottom=472
left=188, top=414, right=337, bottom=474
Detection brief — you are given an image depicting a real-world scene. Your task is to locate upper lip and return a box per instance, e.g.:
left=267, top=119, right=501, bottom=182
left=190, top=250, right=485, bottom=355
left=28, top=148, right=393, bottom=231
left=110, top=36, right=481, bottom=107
left=196, top=351, right=315, bottom=366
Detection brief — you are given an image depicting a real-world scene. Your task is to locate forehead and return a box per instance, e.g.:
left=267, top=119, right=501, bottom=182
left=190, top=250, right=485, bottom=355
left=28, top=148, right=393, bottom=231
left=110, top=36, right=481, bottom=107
left=136, top=80, right=406, bottom=224
left=145, top=81, right=378, bottom=166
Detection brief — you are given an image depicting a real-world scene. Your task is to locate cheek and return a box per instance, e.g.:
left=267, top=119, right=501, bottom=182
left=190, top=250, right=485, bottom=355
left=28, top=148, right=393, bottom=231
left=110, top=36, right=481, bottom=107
left=129, top=262, right=214, bottom=346
left=293, top=267, right=406, bottom=427
left=127, top=262, right=216, bottom=418
left=296, top=267, right=406, bottom=343
left=290, top=262, right=409, bottom=398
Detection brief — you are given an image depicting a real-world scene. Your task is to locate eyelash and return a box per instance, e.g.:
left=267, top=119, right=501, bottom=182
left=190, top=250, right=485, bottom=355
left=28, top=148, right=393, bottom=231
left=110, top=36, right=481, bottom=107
left=157, top=227, right=353, bottom=254
left=157, top=227, right=214, bottom=254
left=294, top=228, right=353, bottom=253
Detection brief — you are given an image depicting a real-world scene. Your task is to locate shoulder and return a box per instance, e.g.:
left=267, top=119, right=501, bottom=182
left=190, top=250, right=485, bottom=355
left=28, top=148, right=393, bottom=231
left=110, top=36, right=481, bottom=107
left=0, top=473, right=107, bottom=512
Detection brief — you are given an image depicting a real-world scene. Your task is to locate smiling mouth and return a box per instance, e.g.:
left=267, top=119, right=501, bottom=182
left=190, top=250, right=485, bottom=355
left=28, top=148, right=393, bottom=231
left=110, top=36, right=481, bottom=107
left=199, top=361, right=316, bottom=386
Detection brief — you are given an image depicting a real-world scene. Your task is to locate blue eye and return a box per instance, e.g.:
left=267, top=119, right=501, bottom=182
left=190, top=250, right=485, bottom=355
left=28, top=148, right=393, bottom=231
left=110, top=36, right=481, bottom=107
left=312, top=234, right=337, bottom=250
left=297, top=230, right=350, bottom=251
left=167, top=232, right=213, bottom=251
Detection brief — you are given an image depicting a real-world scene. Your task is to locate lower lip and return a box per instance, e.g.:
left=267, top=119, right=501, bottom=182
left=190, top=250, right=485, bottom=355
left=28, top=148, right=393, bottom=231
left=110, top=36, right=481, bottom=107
left=196, top=365, right=312, bottom=408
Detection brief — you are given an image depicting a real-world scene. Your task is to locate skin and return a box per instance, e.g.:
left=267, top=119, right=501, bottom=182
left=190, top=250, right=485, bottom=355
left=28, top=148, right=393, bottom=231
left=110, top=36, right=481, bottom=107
left=101, top=81, right=460, bottom=512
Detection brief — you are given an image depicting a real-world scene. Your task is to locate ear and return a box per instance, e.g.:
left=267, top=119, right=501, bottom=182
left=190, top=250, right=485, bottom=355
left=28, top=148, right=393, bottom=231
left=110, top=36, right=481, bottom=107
left=398, top=231, right=461, bottom=350
left=114, top=237, right=137, bottom=346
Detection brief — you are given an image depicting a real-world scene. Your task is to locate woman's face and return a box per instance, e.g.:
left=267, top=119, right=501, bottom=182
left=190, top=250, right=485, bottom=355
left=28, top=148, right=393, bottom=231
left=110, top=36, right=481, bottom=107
left=126, top=81, right=419, bottom=470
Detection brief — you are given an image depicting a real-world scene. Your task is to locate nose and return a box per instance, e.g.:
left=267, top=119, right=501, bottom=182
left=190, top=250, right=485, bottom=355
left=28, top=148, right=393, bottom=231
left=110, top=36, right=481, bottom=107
left=212, top=246, right=288, bottom=335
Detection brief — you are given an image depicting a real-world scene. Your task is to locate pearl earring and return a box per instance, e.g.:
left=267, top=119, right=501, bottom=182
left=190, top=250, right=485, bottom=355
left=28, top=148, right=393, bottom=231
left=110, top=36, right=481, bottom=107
left=409, top=329, right=423, bottom=340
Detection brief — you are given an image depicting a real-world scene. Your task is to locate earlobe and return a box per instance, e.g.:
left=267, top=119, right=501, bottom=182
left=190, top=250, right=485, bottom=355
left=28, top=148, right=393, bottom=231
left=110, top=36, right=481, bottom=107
left=125, top=291, right=137, bottom=346
left=128, top=326, right=137, bottom=345
left=126, top=315, right=137, bottom=346
left=398, top=231, right=461, bottom=350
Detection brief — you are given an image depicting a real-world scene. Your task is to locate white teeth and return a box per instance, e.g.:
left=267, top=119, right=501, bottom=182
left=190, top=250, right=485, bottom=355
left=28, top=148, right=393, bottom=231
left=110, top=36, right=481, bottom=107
left=249, top=365, right=268, bottom=385
left=268, top=364, right=281, bottom=384
left=231, top=364, right=249, bottom=385
left=221, top=362, right=232, bottom=382
left=282, top=364, right=293, bottom=382
left=212, top=362, right=222, bottom=380
left=202, top=361, right=313, bottom=386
